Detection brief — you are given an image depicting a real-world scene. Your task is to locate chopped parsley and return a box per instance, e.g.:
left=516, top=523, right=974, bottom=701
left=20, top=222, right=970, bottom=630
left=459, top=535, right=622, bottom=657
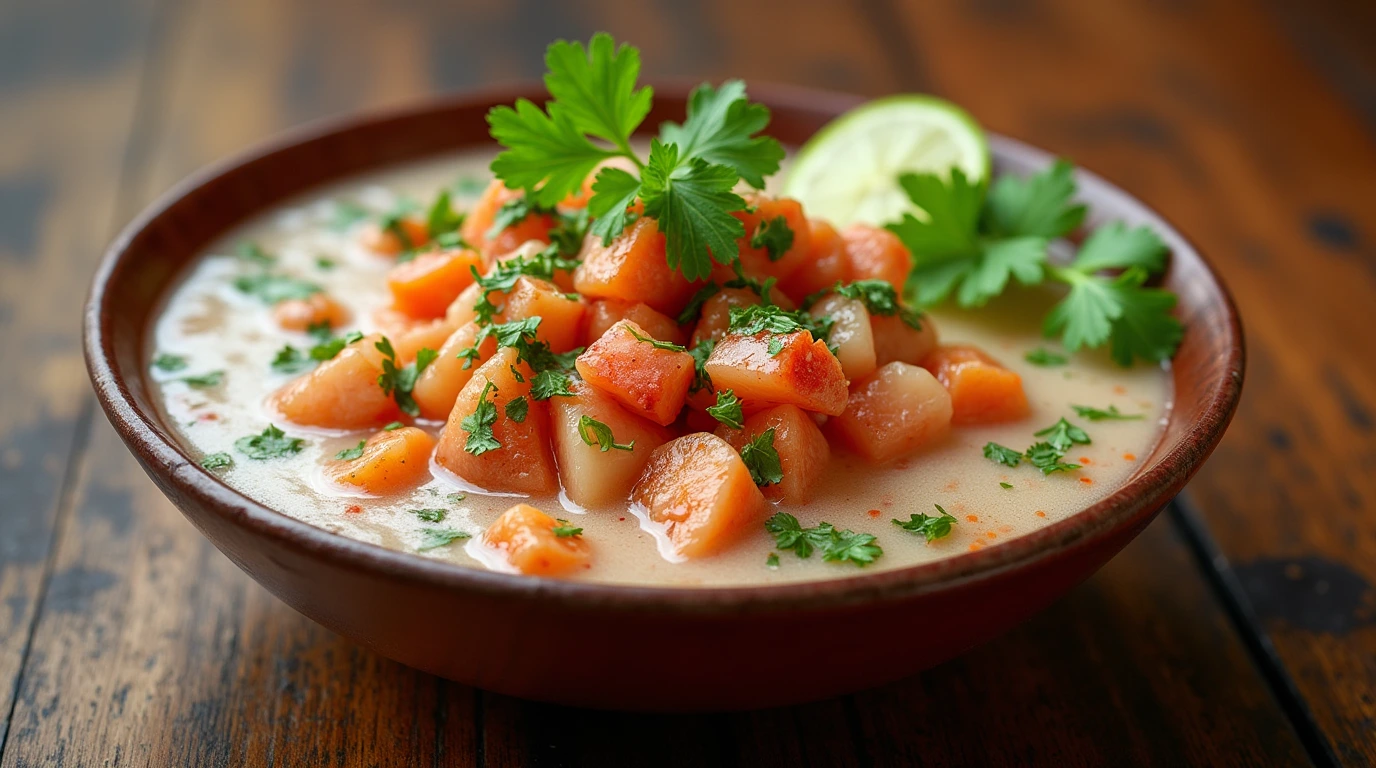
left=199, top=452, right=233, bottom=470
left=765, top=552, right=780, bottom=569
left=1000, top=482, right=1014, bottom=489
left=530, top=369, right=575, bottom=400
left=417, top=527, right=471, bottom=551
left=411, top=508, right=447, bottom=523
left=750, top=216, right=794, bottom=261
left=307, top=330, right=362, bottom=361
left=424, top=188, right=466, bottom=243
left=460, top=381, right=501, bottom=455
left=315, top=257, right=336, bottom=270
left=234, top=424, right=305, bottom=460
left=1025, top=442, right=1081, bottom=474
left=504, top=395, right=529, bottom=423
left=152, top=353, right=188, bottom=373
left=893, top=505, right=958, bottom=542
left=727, top=303, right=832, bottom=342
left=382, top=421, right=405, bottom=431
left=706, top=389, right=744, bottom=430
left=677, top=283, right=721, bottom=325
left=548, top=207, right=591, bottom=256
left=552, top=519, right=584, bottom=538
left=625, top=324, right=687, bottom=352
left=983, top=442, right=1024, bottom=468
left=179, top=371, right=224, bottom=388
left=462, top=316, right=581, bottom=399
left=270, top=346, right=314, bottom=375
left=374, top=337, right=437, bottom=417
left=378, top=197, right=421, bottom=250
left=1033, top=418, right=1091, bottom=451
left=1071, top=404, right=1144, bottom=421
left=235, top=241, right=275, bottom=265
left=578, top=415, right=635, bottom=452
left=833, top=279, right=922, bottom=330
left=233, top=273, right=322, bottom=304
left=688, top=340, right=715, bottom=393
left=334, top=441, right=366, bottom=461
left=1024, top=347, right=1069, bottom=367
left=764, top=512, right=883, bottom=566
left=739, top=427, right=783, bottom=486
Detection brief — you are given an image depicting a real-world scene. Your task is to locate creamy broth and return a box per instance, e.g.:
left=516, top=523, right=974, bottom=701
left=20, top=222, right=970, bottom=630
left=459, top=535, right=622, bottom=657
left=149, top=148, right=1171, bottom=587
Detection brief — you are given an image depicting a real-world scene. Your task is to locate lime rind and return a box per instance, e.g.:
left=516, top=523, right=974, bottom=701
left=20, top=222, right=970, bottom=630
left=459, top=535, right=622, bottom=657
left=781, top=95, right=990, bottom=227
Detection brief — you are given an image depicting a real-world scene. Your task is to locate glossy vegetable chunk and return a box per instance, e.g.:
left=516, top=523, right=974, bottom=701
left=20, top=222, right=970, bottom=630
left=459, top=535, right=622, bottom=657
left=810, top=294, right=877, bottom=381
left=482, top=503, right=591, bottom=576
left=871, top=312, right=938, bottom=367
left=323, top=427, right=435, bottom=495
left=549, top=381, right=673, bottom=508
left=921, top=345, right=1030, bottom=425
left=584, top=299, right=684, bottom=348
left=573, top=217, right=699, bottom=315
left=704, top=331, right=849, bottom=416
left=689, top=286, right=794, bottom=348
left=502, top=276, right=586, bottom=353
left=575, top=320, right=695, bottom=426
left=434, top=348, right=557, bottom=494
left=270, top=334, right=399, bottom=429
left=387, top=248, right=484, bottom=319
left=412, top=322, right=497, bottom=421
left=715, top=194, right=812, bottom=282
left=393, top=317, right=457, bottom=363
left=631, top=433, right=767, bottom=558
left=716, top=405, right=830, bottom=504
left=777, top=218, right=849, bottom=302
left=461, top=180, right=554, bottom=259
left=273, top=293, right=349, bottom=332
left=830, top=362, right=953, bottom=463
left=444, top=281, right=508, bottom=328
left=842, top=224, right=910, bottom=292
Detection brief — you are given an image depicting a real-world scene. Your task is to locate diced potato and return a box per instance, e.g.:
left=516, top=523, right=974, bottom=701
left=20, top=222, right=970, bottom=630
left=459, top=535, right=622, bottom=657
left=715, top=404, right=830, bottom=504
left=502, top=276, right=586, bottom=354
left=444, top=281, right=509, bottom=328
left=842, top=224, right=911, bottom=292
left=392, top=318, right=458, bottom=364
left=631, top=433, right=767, bottom=558
left=584, top=299, right=685, bottom=347
left=387, top=248, right=484, bottom=319
left=434, top=348, right=558, bottom=494
left=549, top=381, right=673, bottom=508
left=322, top=427, right=435, bottom=495
left=361, top=218, right=430, bottom=256
left=871, top=312, right=938, bottom=367
left=272, top=293, right=349, bottom=332
left=689, top=286, right=795, bottom=348
left=482, top=503, right=591, bottom=576
left=412, top=322, right=497, bottom=421
left=573, top=217, right=700, bottom=316
left=829, top=362, right=953, bottom=463
left=575, top=320, right=695, bottom=426
left=921, top=345, right=1030, bottom=425
left=270, top=334, right=400, bottom=429
left=810, top=294, right=877, bottom=381
left=709, top=194, right=812, bottom=283
left=704, top=331, right=849, bottom=416
left=460, top=180, right=554, bottom=260
left=777, top=218, right=849, bottom=303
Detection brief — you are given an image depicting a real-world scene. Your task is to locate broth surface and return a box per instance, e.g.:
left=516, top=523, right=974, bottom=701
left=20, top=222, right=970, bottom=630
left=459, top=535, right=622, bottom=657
left=149, top=148, right=1172, bottom=586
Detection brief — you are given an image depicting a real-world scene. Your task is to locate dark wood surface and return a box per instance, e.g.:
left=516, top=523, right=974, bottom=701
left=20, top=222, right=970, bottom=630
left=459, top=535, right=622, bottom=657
left=0, top=0, right=1371, bottom=764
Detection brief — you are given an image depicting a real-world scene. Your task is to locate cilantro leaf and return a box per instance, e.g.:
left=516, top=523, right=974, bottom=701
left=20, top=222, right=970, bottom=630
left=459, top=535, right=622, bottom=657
left=740, top=427, right=783, bottom=486
left=460, top=381, right=502, bottom=455
left=505, top=395, right=529, bottom=423
left=152, top=353, right=188, bottom=373
left=199, top=452, right=233, bottom=470
left=983, top=159, right=1086, bottom=238
left=1045, top=267, right=1182, bottom=365
left=543, top=33, right=653, bottom=152
left=1024, top=347, right=1068, bottom=366
left=417, top=528, right=471, bottom=551
left=1071, top=404, right=1144, bottom=421
left=234, top=424, right=305, bottom=460
left=765, top=553, right=780, bottom=569
left=383, top=421, right=405, bottom=431
left=983, top=442, right=1023, bottom=467
left=552, top=519, right=584, bottom=538
left=888, top=169, right=983, bottom=303
left=309, top=330, right=364, bottom=362
left=236, top=241, right=275, bottom=266
left=639, top=140, right=746, bottom=282
left=1000, top=482, right=1014, bottom=489
left=954, top=235, right=1047, bottom=307
left=578, top=415, right=635, bottom=452
left=658, top=80, right=784, bottom=188
left=893, top=505, right=958, bottom=542
left=706, top=389, right=744, bottom=429
left=334, top=441, right=366, bottom=461
left=1033, top=417, right=1091, bottom=451
left=424, top=188, right=465, bottom=241
left=749, top=216, right=794, bottom=262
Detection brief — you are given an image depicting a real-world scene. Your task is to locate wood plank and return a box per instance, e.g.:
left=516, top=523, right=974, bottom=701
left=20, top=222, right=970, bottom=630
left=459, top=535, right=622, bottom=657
left=0, top=0, right=161, bottom=752
left=884, top=0, right=1376, bottom=759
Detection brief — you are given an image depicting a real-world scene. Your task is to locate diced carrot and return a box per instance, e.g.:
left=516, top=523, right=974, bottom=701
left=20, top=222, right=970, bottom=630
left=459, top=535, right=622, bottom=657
left=387, top=248, right=484, bottom=319
left=829, top=362, right=953, bottom=463
left=575, top=320, right=695, bottom=426
left=708, top=194, right=812, bottom=283
left=777, top=219, right=849, bottom=303
left=921, top=345, right=1030, bottom=425
left=272, top=293, right=349, bottom=332
left=412, top=322, right=498, bottom=421
left=270, top=334, right=400, bottom=429
left=871, top=312, right=938, bottom=367
left=392, top=318, right=458, bottom=364
left=715, top=404, right=830, bottom=504
left=584, top=299, right=685, bottom=347
left=460, top=180, right=554, bottom=260
left=842, top=224, right=911, bottom=292
left=549, top=381, right=673, bottom=508
left=322, top=427, right=435, bottom=495
left=704, top=331, right=849, bottom=416
left=482, top=503, right=591, bottom=576
left=502, top=276, right=586, bottom=354
left=809, top=294, right=877, bottom=381
left=689, top=286, right=794, bottom=348
left=631, top=433, right=767, bottom=558
left=573, top=217, right=700, bottom=316
left=434, top=348, right=558, bottom=494
left=361, top=218, right=430, bottom=256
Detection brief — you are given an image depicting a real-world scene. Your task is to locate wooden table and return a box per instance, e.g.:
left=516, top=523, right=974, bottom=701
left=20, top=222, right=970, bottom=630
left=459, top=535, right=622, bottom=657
left=2, top=0, right=1373, bottom=764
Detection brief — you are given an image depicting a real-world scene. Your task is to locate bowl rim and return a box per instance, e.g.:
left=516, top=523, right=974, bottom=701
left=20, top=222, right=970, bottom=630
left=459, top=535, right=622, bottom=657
left=83, top=83, right=1245, bottom=614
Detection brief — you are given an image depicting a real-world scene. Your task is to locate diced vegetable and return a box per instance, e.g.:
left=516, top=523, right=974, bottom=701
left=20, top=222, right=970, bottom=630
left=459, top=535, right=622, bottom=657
left=272, top=293, right=349, bottom=332
left=412, top=322, right=497, bottom=421
left=392, top=317, right=459, bottom=364
left=690, top=286, right=794, bottom=348
left=809, top=294, right=877, bottom=381
left=871, top=313, right=938, bottom=367
left=575, top=320, right=695, bottom=426
left=549, top=381, right=673, bottom=507
left=630, top=433, right=767, bottom=558
left=841, top=224, right=911, bottom=292
left=387, top=248, right=484, bottom=319
left=444, top=281, right=508, bottom=328
left=502, top=276, right=586, bottom=353
left=711, top=194, right=812, bottom=283
left=270, top=334, right=400, bottom=429
left=482, top=503, right=591, bottom=576
left=777, top=219, right=849, bottom=303
left=584, top=299, right=685, bottom=348
left=921, top=345, right=1030, bottom=425
left=361, top=217, right=430, bottom=256
left=461, top=180, right=555, bottom=260
left=715, top=404, right=830, bottom=504
left=573, top=217, right=700, bottom=316
left=322, top=427, right=435, bottom=494
left=829, top=362, right=953, bottom=463
left=434, top=348, right=558, bottom=494
left=704, top=331, right=849, bottom=416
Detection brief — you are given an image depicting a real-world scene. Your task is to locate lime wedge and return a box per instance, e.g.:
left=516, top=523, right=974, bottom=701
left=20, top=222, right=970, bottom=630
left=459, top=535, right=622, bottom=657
left=781, top=95, right=990, bottom=227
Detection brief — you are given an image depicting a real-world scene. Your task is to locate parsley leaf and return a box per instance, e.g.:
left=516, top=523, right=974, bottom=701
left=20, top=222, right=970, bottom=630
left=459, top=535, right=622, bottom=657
left=740, top=427, right=783, bottom=486
left=688, top=340, right=715, bottom=393
left=543, top=33, right=653, bottom=155
left=334, top=441, right=366, bottom=461
left=749, top=216, right=794, bottom=262
left=233, top=273, right=322, bottom=305
left=1000, top=482, right=1014, bottom=489
left=199, top=452, right=233, bottom=470
left=764, top=513, right=883, bottom=566
left=706, top=389, right=744, bottom=429
left=983, top=442, right=1024, bottom=467
left=270, top=345, right=314, bottom=375
left=1024, top=347, right=1068, bottom=366
left=552, top=519, right=584, bottom=538
left=152, top=353, right=188, bottom=372
left=375, top=338, right=437, bottom=417
left=424, top=188, right=466, bottom=242
left=179, top=371, right=224, bottom=388
left=530, top=369, right=574, bottom=400
left=765, top=552, right=780, bottom=569
left=640, top=140, right=746, bottom=282
left=234, top=424, right=305, bottom=460
left=411, top=508, right=447, bottom=523
left=578, top=415, right=634, bottom=452
left=382, top=421, right=405, bottom=431
left=1071, top=404, right=1144, bottom=421
left=1033, top=417, right=1091, bottom=451
left=505, top=395, right=529, bottom=423
left=1025, top=442, right=1081, bottom=474
left=1072, top=221, right=1168, bottom=273
left=461, top=381, right=501, bottom=455
left=625, top=323, right=687, bottom=352
left=728, top=303, right=833, bottom=343
left=587, top=167, right=644, bottom=245
left=834, top=279, right=922, bottom=329
left=677, top=283, right=721, bottom=325
left=1045, top=265, right=1182, bottom=365
left=309, top=330, right=364, bottom=362
left=892, top=505, right=958, bottom=542
left=489, top=99, right=614, bottom=208
left=982, top=159, right=1086, bottom=238
left=823, top=530, right=883, bottom=565
left=417, top=528, right=471, bottom=551
left=658, top=79, right=784, bottom=189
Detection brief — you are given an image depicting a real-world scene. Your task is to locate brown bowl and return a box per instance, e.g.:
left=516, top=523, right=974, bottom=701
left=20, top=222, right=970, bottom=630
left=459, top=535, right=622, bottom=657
left=84, top=84, right=1243, bottom=711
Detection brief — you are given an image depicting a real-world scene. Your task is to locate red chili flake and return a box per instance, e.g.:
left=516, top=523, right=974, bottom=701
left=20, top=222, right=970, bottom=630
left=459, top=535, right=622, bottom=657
left=1079, top=477, right=1094, bottom=485
left=345, top=504, right=363, bottom=514
left=619, top=517, right=626, bottom=522
left=867, top=509, right=881, bottom=518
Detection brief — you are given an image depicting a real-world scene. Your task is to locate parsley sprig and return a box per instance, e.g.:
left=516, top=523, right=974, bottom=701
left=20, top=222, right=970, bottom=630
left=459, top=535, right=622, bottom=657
left=375, top=337, right=437, bottom=417
left=893, top=505, right=958, bottom=542
left=578, top=416, right=635, bottom=452
left=764, top=512, right=883, bottom=566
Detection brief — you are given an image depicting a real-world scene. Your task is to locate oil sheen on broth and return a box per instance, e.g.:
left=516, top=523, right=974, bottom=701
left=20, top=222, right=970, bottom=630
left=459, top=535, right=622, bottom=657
left=148, top=148, right=1172, bottom=587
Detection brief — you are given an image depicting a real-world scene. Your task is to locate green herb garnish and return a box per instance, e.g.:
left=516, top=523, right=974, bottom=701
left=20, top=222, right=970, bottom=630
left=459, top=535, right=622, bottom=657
left=764, top=512, right=883, bottom=566
left=1071, top=404, right=1144, bottom=422
left=460, top=381, right=501, bottom=456
left=893, top=505, right=958, bottom=542
left=199, top=452, right=233, bottom=470
left=374, top=337, right=437, bottom=417
left=234, top=424, right=305, bottom=460
left=578, top=415, right=635, bottom=452
left=552, top=519, right=584, bottom=538
left=740, top=427, right=783, bottom=486
left=706, top=389, right=744, bottom=430
left=417, top=528, right=471, bottom=551
left=1024, top=348, right=1068, bottom=366
left=152, top=353, right=188, bottom=373
left=983, top=442, right=1024, bottom=468
left=334, top=441, right=366, bottom=461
